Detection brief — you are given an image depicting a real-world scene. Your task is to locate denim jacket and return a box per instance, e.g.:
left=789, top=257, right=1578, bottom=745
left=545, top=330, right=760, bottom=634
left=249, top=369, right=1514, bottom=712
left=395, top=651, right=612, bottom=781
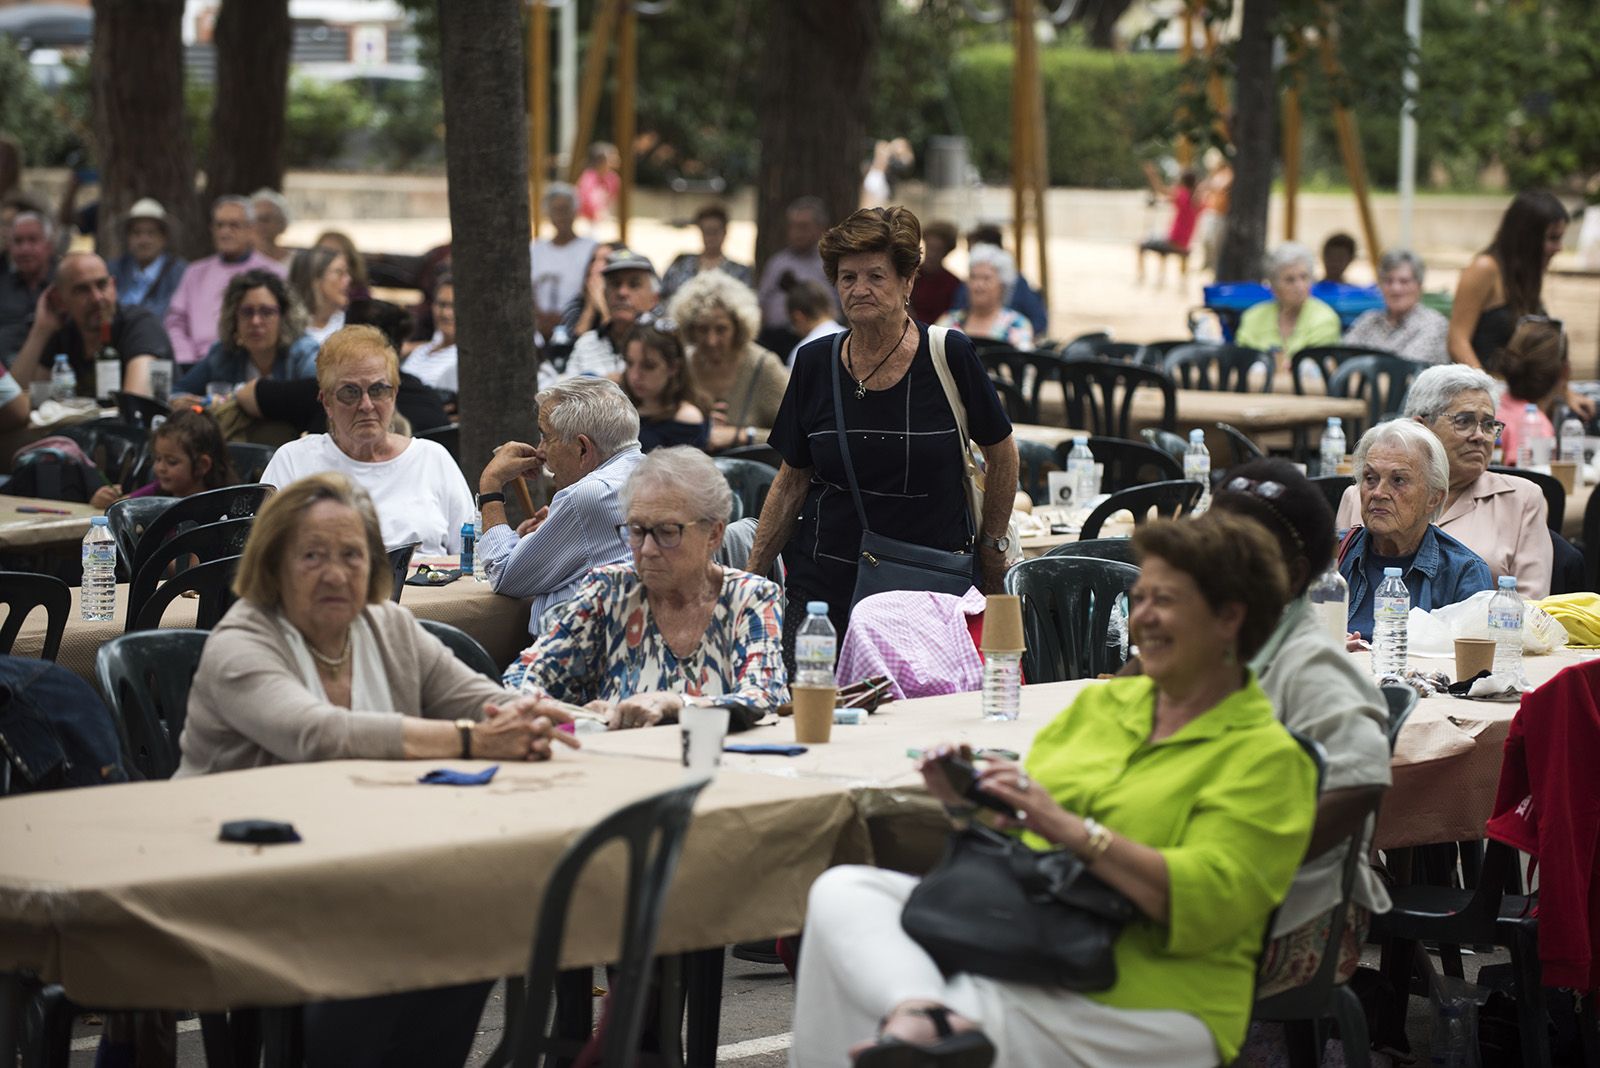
left=0, top=656, right=129, bottom=793
left=1338, top=523, right=1495, bottom=636
left=176, top=334, right=320, bottom=395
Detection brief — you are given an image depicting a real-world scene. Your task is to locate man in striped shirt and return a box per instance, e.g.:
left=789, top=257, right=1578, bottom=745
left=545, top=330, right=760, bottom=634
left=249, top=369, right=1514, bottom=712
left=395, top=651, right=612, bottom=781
left=476, top=377, right=645, bottom=633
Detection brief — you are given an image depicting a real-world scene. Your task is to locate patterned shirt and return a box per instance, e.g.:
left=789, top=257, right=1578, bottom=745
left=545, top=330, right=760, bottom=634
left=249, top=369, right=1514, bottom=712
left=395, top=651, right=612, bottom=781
left=1342, top=304, right=1451, bottom=365
left=504, top=563, right=788, bottom=715
left=937, top=307, right=1034, bottom=351
left=835, top=587, right=985, bottom=701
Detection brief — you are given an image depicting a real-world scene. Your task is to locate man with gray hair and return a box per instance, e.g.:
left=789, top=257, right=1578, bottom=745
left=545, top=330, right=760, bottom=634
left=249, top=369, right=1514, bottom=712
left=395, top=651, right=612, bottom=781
left=543, top=246, right=662, bottom=384
left=1342, top=249, right=1451, bottom=364
left=0, top=211, right=56, bottom=363
left=476, top=376, right=646, bottom=630
left=529, top=182, right=596, bottom=338
left=163, top=195, right=287, bottom=365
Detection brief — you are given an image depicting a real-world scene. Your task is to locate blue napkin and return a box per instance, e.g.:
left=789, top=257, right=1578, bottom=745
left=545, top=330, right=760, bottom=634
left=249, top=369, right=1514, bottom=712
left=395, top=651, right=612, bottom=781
left=723, top=743, right=808, bottom=756
left=418, top=765, right=500, bottom=785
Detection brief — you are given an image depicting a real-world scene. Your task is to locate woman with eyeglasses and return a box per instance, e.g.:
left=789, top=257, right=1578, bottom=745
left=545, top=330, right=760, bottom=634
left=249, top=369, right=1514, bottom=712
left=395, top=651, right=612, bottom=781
left=667, top=268, right=788, bottom=452
left=259, top=325, right=474, bottom=555
left=503, top=446, right=786, bottom=730
left=1335, top=364, right=1552, bottom=599
left=171, top=269, right=319, bottom=406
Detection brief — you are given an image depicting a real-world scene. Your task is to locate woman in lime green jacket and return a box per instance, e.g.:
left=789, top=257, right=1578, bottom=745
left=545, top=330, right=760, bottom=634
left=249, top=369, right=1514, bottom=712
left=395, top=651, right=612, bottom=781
left=1236, top=241, right=1343, bottom=358
left=790, top=512, right=1318, bottom=1068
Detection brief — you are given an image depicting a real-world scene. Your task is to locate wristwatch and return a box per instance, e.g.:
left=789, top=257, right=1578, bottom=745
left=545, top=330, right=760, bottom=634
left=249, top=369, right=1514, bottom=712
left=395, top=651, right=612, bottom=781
left=476, top=491, right=506, bottom=508
left=454, top=718, right=475, bottom=759
left=978, top=533, right=1011, bottom=553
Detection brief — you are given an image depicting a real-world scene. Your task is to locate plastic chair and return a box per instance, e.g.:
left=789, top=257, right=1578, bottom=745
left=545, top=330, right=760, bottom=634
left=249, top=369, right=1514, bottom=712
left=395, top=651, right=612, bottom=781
left=112, top=390, right=170, bottom=430
left=1013, top=438, right=1057, bottom=504
left=509, top=778, right=711, bottom=1068
left=387, top=543, right=419, bottom=603
left=1140, top=427, right=1188, bottom=466
left=59, top=422, right=146, bottom=488
left=1488, top=464, right=1564, bottom=532
left=1290, top=345, right=1395, bottom=396
left=1325, top=355, right=1428, bottom=438
left=1134, top=339, right=1193, bottom=369
left=1079, top=480, right=1203, bottom=541
left=95, top=629, right=210, bottom=781
left=1057, top=358, right=1177, bottom=439
left=1005, top=556, right=1140, bottom=683
left=1163, top=342, right=1274, bottom=393
left=125, top=518, right=255, bottom=633
left=419, top=618, right=501, bottom=681
left=225, top=442, right=277, bottom=483
left=1041, top=537, right=1138, bottom=566
left=1214, top=422, right=1265, bottom=467
left=105, top=496, right=178, bottom=581
left=1070, top=340, right=1143, bottom=363
left=977, top=348, right=1065, bottom=425
left=718, top=443, right=781, bottom=468
left=1051, top=436, right=1180, bottom=494
left=713, top=458, right=777, bottom=524
left=416, top=422, right=460, bottom=460
left=1550, top=529, right=1585, bottom=596
left=986, top=375, right=1033, bottom=424
left=1380, top=683, right=1417, bottom=754
left=1058, top=333, right=1119, bottom=360
left=126, top=555, right=242, bottom=633
left=125, top=483, right=272, bottom=582
left=1310, top=476, right=1352, bottom=519
left=0, top=572, right=71, bottom=661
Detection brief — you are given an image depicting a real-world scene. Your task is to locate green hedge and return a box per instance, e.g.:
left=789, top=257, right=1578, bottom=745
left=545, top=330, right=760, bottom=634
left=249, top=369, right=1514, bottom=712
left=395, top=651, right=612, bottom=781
left=951, top=43, right=1183, bottom=188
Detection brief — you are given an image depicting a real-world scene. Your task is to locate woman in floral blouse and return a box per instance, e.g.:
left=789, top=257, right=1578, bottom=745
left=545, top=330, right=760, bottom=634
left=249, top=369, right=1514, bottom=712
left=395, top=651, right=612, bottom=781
left=504, top=446, right=787, bottom=729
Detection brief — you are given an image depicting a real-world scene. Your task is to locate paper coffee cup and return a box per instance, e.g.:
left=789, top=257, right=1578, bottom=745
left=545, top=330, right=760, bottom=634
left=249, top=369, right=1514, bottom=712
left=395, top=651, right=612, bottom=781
left=982, top=594, right=1025, bottom=654
left=1454, top=637, right=1496, bottom=681
left=1550, top=460, right=1577, bottom=494
left=792, top=684, right=835, bottom=744
left=680, top=704, right=730, bottom=775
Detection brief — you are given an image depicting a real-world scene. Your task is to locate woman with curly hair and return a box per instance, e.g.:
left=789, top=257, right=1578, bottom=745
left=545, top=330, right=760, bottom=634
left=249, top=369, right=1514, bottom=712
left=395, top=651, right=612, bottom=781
left=667, top=269, right=788, bottom=451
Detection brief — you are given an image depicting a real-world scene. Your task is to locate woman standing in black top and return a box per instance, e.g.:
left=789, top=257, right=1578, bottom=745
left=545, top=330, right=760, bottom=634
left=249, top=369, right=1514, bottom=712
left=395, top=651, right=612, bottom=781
left=746, top=206, right=1018, bottom=647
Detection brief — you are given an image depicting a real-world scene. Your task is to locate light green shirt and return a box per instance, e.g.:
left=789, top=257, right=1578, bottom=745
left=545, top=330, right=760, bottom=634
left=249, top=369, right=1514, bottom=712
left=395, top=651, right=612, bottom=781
left=1235, top=296, right=1343, bottom=357
left=1022, top=674, right=1316, bottom=1062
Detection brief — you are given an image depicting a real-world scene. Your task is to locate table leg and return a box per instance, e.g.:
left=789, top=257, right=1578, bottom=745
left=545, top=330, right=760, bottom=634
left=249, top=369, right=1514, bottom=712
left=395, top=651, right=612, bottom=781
left=683, top=948, right=725, bottom=1068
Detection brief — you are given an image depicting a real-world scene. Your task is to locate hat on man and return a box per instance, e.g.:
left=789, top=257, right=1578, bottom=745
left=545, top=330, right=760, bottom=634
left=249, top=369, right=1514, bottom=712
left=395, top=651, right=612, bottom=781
left=124, top=198, right=170, bottom=233
left=601, top=247, right=656, bottom=278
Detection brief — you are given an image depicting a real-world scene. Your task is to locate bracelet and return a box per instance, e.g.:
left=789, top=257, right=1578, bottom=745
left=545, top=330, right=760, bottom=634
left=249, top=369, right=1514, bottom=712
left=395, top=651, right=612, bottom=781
left=1081, top=816, right=1113, bottom=862
left=477, top=492, right=506, bottom=508
left=455, top=718, right=474, bottom=759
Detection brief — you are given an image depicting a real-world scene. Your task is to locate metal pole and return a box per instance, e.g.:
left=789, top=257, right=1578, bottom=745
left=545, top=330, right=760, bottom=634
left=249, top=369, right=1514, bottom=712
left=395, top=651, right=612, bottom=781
left=617, top=2, right=636, bottom=246
left=1010, top=0, right=1028, bottom=265
left=558, top=0, right=577, bottom=177
left=529, top=0, right=549, bottom=235
left=1397, top=0, right=1421, bottom=250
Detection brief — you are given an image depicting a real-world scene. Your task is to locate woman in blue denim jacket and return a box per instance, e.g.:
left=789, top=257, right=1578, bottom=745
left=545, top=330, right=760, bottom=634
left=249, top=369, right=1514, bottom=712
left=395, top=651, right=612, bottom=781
left=173, top=269, right=319, bottom=403
left=1339, top=419, right=1494, bottom=640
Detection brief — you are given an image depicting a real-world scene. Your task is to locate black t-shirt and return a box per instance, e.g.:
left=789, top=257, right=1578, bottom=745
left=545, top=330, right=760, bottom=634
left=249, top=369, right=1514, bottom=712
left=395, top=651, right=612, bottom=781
left=47, top=305, right=173, bottom=397
left=768, top=322, right=1011, bottom=609
left=254, top=372, right=451, bottom=434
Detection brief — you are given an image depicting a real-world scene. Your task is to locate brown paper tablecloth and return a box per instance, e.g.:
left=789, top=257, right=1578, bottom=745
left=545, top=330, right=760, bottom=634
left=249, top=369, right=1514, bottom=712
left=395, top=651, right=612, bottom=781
left=0, top=496, right=102, bottom=551
left=0, top=754, right=866, bottom=1009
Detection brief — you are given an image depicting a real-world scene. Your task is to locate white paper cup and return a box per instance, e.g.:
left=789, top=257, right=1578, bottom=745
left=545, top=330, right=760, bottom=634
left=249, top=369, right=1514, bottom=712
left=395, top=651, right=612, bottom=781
left=680, top=704, right=730, bottom=775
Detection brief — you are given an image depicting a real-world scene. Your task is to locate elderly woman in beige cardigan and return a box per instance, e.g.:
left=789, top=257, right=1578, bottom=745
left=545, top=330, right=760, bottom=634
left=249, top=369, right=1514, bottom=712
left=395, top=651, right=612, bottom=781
left=178, top=472, right=578, bottom=776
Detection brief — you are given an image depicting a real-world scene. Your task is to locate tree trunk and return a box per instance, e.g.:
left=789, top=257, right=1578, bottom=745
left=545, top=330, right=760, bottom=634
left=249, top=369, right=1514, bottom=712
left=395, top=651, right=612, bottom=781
left=437, top=0, right=537, bottom=494
left=753, top=0, right=883, bottom=271
left=1216, top=0, right=1277, bottom=283
left=90, top=0, right=202, bottom=260
left=204, top=0, right=290, bottom=215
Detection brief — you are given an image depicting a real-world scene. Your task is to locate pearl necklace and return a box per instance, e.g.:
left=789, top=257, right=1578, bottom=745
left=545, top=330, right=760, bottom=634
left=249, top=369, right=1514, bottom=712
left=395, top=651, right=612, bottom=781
left=308, top=632, right=352, bottom=670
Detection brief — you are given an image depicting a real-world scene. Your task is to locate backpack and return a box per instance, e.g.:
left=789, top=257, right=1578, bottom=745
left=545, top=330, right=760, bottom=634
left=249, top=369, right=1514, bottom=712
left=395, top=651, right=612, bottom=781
left=5, top=438, right=104, bottom=503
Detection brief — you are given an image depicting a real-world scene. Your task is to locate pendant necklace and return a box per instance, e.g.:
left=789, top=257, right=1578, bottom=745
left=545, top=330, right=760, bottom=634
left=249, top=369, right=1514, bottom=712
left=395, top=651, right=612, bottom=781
left=847, top=317, right=913, bottom=399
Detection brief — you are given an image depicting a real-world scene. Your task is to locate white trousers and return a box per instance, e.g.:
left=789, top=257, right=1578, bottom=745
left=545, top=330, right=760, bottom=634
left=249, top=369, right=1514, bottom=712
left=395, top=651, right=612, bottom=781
left=788, top=866, right=1217, bottom=1068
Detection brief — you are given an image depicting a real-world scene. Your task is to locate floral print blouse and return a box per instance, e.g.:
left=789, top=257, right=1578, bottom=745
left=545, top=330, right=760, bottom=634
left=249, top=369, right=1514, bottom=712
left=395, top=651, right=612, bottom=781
left=503, top=564, right=788, bottom=715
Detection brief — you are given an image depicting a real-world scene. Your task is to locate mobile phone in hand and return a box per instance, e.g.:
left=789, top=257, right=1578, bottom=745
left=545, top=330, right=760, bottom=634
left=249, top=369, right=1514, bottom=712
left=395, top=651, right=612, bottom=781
left=936, top=755, right=1015, bottom=815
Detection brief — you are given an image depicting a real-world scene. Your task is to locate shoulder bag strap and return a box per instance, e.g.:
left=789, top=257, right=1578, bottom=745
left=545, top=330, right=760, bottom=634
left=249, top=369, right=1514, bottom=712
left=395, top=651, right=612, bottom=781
left=927, top=325, right=979, bottom=540
left=830, top=330, right=872, bottom=533
left=1336, top=524, right=1364, bottom=568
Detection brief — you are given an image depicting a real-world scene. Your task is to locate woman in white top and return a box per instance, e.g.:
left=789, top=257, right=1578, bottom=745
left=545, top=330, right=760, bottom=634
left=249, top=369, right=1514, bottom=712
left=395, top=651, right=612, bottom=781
left=400, top=273, right=458, bottom=392
left=260, top=324, right=474, bottom=554
left=290, top=245, right=351, bottom=345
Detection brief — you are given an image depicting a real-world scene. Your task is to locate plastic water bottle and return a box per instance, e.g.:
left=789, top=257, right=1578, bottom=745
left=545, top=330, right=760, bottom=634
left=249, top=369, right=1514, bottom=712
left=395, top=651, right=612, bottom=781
left=1184, top=429, right=1210, bottom=513
left=1066, top=435, right=1095, bottom=508
left=1560, top=413, right=1585, bottom=487
left=795, top=602, right=837, bottom=685
left=1319, top=417, right=1346, bottom=478
left=1308, top=567, right=1350, bottom=645
left=1517, top=403, right=1545, bottom=468
left=1105, top=595, right=1129, bottom=667
left=459, top=520, right=475, bottom=576
left=51, top=354, right=77, bottom=401
left=81, top=516, right=117, bottom=622
left=472, top=512, right=488, bottom=581
left=1487, top=576, right=1525, bottom=685
left=1371, top=566, right=1409, bottom=677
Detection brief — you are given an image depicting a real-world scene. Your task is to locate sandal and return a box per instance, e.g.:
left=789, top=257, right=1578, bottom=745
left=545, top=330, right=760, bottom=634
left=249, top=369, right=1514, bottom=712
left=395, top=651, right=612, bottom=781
left=854, top=1005, right=996, bottom=1067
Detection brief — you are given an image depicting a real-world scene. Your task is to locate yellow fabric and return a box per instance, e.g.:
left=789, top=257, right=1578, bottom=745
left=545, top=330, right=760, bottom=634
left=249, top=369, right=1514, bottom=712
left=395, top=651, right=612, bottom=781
left=1535, top=593, right=1600, bottom=647
left=1235, top=297, right=1342, bottom=357
left=1022, top=674, right=1317, bottom=1061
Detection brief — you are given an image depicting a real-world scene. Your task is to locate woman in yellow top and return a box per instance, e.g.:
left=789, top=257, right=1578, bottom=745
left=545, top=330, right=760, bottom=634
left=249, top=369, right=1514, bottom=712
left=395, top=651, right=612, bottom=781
left=789, top=511, right=1317, bottom=1068
left=1235, top=241, right=1343, bottom=359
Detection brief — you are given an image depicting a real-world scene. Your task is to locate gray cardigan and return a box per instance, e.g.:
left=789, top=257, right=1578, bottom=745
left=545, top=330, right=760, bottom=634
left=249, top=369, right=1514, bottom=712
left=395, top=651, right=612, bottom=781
left=177, top=599, right=515, bottom=777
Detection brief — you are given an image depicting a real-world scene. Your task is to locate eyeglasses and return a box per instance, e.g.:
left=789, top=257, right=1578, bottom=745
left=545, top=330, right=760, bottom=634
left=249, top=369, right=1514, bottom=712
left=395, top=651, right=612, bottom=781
left=636, top=311, right=678, bottom=333
left=1220, top=477, right=1305, bottom=553
left=1437, top=412, right=1506, bottom=438
left=238, top=305, right=281, bottom=321
left=332, top=382, right=395, bottom=406
left=617, top=521, right=700, bottom=549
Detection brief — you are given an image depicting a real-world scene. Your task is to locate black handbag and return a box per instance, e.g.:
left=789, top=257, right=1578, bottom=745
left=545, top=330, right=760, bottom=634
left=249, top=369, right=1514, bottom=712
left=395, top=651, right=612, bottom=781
left=901, top=823, right=1138, bottom=991
left=830, top=331, right=977, bottom=610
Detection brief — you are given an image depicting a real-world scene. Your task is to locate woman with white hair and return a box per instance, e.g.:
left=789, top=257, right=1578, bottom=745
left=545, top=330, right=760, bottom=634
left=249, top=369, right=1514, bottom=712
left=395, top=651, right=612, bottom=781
left=1336, top=364, right=1551, bottom=599
left=504, top=446, right=787, bottom=730
left=1342, top=250, right=1451, bottom=364
left=1235, top=242, right=1343, bottom=358
left=668, top=269, right=789, bottom=452
left=1338, top=419, right=1494, bottom=641
left=250, top=187, right=295, bottom=267
left=937, top=243, right=1034, bottom=350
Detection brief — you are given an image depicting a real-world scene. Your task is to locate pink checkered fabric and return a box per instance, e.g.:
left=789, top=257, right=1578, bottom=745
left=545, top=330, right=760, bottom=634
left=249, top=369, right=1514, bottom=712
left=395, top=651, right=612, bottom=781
left=836, top=587, right=987, bottom=701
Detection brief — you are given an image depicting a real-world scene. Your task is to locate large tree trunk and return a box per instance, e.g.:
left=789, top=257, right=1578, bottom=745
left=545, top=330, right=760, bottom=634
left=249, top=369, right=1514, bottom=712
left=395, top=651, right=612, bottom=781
left=203, top=0, right=290, bottom=214
left=438, top=0, right=537, bottom=492
left=1216, top=0, right=1277, bottom=283
left=90, top=0, right=203, bottom=260
left=753, top=0, right=883, bottom=271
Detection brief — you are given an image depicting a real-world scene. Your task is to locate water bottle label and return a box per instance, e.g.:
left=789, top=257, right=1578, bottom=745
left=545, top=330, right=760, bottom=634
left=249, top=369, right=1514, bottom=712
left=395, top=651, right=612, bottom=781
left=1184, top=458, right=1209, bottom=480
left=1488, top=607, right=1522, bottom=631
left=796, top=635, right=835, bottom=663
left=1374, top=595, right=1408, bottom=619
